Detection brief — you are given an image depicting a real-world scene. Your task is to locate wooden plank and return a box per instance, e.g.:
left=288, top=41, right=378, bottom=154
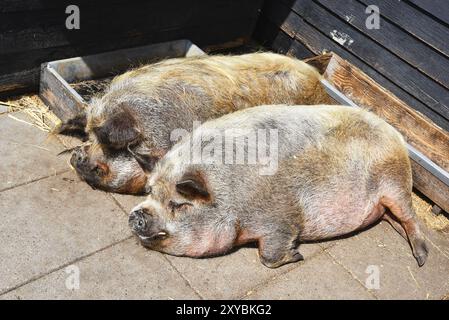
left=40, top=66, right=86, bottom=124
left=0, top=0, right=263, bottom=96
left=408, top=0, right=449, bottom=26
left=287, top=0, right=449, bottom=121
left=358, top=0, right=449, bottom=58
left=264, top=0, right=359, bottom=58
left=253, top=16, right=293, bottom=52
left=0, top=0, right=260, bottom=55
left=0, top=0, right=140, bottom=13
left=0, top=13, right=255, bottom=75
left=412, top=161, right=449, bottom=214
left=262, top=0, right=449, bottom=131
left=0, top=1, right=187, bottom=33
left=0, top=0, right=260, bottom=14
left=254, top=16, right=314, bottom=58
left=270, top=30, right=294, bottom=54
left=287, top=38, right=315, bottom=59
left=303, top=53, right=332, bottom=75
left=0, top=68, right=39, bottom=94
left=317, top=0, right=449, bottom=89
left=0, top=18, right=257, bottom=97
left=48, top=40, right=197, bottom=83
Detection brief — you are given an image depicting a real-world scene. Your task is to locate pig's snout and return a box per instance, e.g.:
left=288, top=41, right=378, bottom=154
left=70, top=146, right=89, bottom=168
left=129, top=207, right=168, bottom=245
left=129, top=208, right=150, bottom=234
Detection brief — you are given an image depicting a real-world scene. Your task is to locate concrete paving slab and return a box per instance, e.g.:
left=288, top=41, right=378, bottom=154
left=53, top=134, right=147, bottom=215
left=245, top=253, right=374, bottom=299
left=0, top=112, right=69, bottom=191
left=166, top=242, right=324, bottom=299
left=1, top=239, right=199, bottom=300
left=111, top=194, right=147, bottom=214
left=420, top=222, right=449, bottom=260
left=325, top=222, right=449, bottom=299
left=0, top=171, right=131, bottom=294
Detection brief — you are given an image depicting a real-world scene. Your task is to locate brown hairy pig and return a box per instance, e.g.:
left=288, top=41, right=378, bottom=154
left=129, top=105, right=428, bottom=268
left=70, top=52, right=333, bottom=194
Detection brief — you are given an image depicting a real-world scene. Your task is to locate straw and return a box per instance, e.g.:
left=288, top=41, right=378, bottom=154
left=1, top=95, right=62, bottom=133
left=412, top=193, right=449, bottom=232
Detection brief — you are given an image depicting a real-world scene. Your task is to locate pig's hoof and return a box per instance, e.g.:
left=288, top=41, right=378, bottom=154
left=413, top=238, right=429, bottom=267
left=291, top=251, right=304, bottom=262
left=260, top=257, right=283, bottom=269
left=260, top=250, right=304, bottom=268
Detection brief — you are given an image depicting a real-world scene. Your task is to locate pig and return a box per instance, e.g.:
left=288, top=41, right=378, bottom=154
left=70, top=52, right=333, bottom=194
left=128, top=105, right=429, bottom=268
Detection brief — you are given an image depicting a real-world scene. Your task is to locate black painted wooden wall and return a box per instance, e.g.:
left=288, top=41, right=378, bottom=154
left=0, top=0, right=263, bottom=97
left=254, top=0, right=449, bottom=131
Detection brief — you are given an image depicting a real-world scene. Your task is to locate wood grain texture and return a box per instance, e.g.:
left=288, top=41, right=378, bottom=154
left=1, top=20, right=259, bottom=98
left=317, top=0, right=449, bottom=89
left=0, top=0, right=263, bottom=96
left=1, top=1, right=258, bottom=55
left=303, top=52, right=332, bottom=74
left=407, top=0, right=449, bottom=26
left=0, top=0, right=141, bottom=13
left=358, top=0, right=449, bottom=57
left=412, top=161, right=449, bottom=214
left=40, top=66, right=86, bottom=124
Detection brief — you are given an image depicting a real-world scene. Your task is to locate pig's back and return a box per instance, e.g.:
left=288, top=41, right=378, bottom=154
left=106, top=52, right=328, bottom=114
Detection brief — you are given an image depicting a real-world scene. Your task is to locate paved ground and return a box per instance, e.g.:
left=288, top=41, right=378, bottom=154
left=1, top=109, right=449, bottom=300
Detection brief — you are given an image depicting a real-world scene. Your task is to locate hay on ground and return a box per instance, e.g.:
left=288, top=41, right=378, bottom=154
left=412, top=193, right=449, bottom=233
left=1, top=95, right=61, bottom=133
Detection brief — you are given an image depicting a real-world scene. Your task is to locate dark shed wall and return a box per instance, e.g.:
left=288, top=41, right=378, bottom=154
left=0, top=0, right=263, bottom=97
left=254, top=0, right=449, bottom=132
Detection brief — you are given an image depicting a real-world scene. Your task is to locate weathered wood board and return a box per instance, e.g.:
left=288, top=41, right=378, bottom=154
left=358, top=0, right=449, bottom=58
left=318, top=0, right=449, bottom=89
left=1, top=0, right=263, bottom=97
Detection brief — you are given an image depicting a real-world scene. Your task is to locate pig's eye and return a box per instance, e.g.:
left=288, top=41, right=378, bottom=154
left=92, top=165, right=105, bottom=177
left=168, top=201, right=192, bottom=213
left=92, top=162, right=109, bottom=177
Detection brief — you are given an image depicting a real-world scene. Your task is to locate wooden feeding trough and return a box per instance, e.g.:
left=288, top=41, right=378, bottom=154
left=39, top=40, right=205, bottom=129
left=305, top=53, right=449, bottom=214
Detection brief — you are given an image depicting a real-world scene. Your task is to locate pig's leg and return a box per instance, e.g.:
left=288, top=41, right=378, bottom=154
left=382, top=212, right=408, bottom=240
left=257, top=231, right=303, bottom=268
left=380, top=196, right=428, bottom=266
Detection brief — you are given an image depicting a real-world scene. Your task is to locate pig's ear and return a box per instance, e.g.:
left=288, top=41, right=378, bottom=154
left=176, top=174, right=211, bottom=201
left=128, top=144, right=166, bottom=174
left=94, top=108, right=141, bottom=149
left=131, top=152, right=159, bottom=174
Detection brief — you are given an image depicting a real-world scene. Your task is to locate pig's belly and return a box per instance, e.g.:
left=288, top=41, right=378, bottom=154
left=298, top=193, right=385, bottom=241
